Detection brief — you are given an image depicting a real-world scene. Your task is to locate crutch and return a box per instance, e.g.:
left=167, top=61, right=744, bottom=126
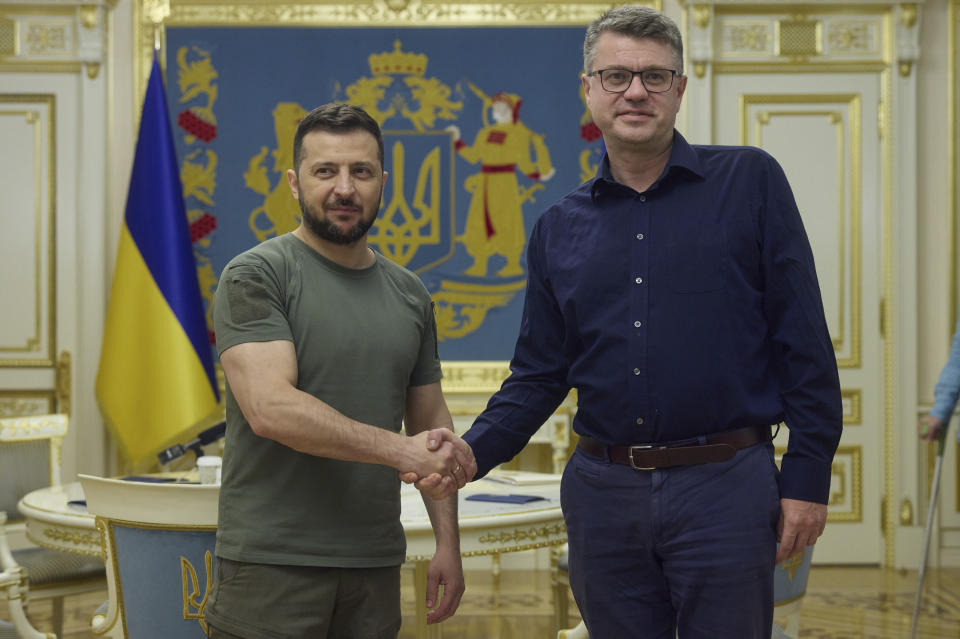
left=910, top=425, right=950, bottom=639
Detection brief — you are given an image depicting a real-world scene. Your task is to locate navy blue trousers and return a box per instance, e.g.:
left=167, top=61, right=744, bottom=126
left=561, top=441, right=780, bottom=638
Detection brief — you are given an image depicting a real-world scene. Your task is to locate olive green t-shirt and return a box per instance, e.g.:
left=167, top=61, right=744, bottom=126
left=212, top=234, right=441, bottom=567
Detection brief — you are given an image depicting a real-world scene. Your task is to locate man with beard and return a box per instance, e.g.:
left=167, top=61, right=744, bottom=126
left=206, top=103, right=477, bottom=639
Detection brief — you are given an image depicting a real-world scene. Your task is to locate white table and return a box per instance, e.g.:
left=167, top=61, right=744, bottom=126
left=21, top=475, right=566, bottom=639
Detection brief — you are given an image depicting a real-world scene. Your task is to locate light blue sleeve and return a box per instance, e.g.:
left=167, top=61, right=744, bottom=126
left=931, top=315, right=960, bottom=439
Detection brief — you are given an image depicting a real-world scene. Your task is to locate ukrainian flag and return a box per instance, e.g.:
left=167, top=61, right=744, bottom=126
left=96, top=53, right=220, bottom=464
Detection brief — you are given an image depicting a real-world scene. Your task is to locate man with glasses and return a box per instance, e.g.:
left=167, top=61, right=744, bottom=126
left=411, top=5, right=841, bottom=637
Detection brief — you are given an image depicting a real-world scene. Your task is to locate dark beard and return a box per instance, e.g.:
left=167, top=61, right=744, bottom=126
left=299, top=196, right=378, bottom=246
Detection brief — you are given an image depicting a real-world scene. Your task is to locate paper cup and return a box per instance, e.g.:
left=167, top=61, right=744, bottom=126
left=197, top=455, right=222, bottom=485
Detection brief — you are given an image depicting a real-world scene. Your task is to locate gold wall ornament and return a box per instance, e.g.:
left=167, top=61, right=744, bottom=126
left=693, top=3, right=710, bottom=30
left=730, top=24, right=769, bottom=52
left=900, top=2, right=918, bottom=29
left=898, top=61, right=912, bottom=77
left=145, top=0, right=171, bottom=24
left=0, top=17, right=14, bottom=56
left=56, top=350, right=71, bottom=416
left=899, top=498, right=913, bottom=526
left=827, top=22, right=875, bottom=53
left=693, top=61, right=706, bottom=78
left=841, top=388, right=862, bottom=425
left=164, top=2, right=630, bottom=26
left=441, top=362, right=512, bottom=393
left=25, top=23, right=71, bottom=55
left=81, top=5, right=99, bottom=30
left=85, top=61, right=100, bottom=79
left=777, top=18, right=822, bottom=58
left=0, top=395, right=54, bottom=417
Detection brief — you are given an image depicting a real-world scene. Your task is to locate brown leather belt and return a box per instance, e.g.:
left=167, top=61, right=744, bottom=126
left=577, top=424, right=773, bottom=470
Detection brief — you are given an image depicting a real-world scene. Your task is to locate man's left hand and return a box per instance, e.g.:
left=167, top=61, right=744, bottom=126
left=776, top=498, right=827, bottom=564
left=424, top=544, right=465, bottom=624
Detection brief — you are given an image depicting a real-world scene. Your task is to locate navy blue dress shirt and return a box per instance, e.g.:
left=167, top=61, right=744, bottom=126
left=462, top=131, right=843, bottom=504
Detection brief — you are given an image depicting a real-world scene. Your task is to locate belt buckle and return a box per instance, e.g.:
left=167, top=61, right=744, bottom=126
left=628, top=445, right=658, bottom=471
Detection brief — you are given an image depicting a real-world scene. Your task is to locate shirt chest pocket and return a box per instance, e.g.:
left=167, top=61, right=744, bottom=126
left=663, top=234, right=726, bottom=294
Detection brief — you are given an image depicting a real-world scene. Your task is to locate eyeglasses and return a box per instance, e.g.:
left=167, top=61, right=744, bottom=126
left=587, top=68, right=679, bottom=94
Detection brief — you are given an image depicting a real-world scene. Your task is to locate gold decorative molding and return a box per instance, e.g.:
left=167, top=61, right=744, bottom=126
left=81, top=4, right=100, bottom=29
left=739, top=94, right=862, bottom=370
left=0, top=95, right=57, bottom=368
left=166, top=2, right=620, bottom=25
left=0, top=17, right=14, bottom=56
left=899, top=498, right=913, bottom=526
left=777, top=17, right=822, bottom=58
left=441, top=362, right=512, bottom=394
left=900, top=2, right=917, bottom=29
left=827, top=22, right=875, bottom=53
left=0, top=413, right=67, bottom=440
left=775, top=444, right=861, bottom=523
left=693, top=3, right=710, bottom=30
left=134, top=0, right=635, bottom=153
left=85, top=61, right=100, bottom=78
left=40, top=526, right=102, bottom=555
left=841, top=389, right=861, bottom=425
left=693, top=61, right=707, bottom=78
left=56, top=350, right=71, bottom=416
left=0, top=392, right=56, bottom=417
left=730, top=24, right=769, bottom=52
left=24, top=22, right=71, bottom=55
left=145, top=0, right=171, bottom=24
left=478, top=522, right=565, bottom=545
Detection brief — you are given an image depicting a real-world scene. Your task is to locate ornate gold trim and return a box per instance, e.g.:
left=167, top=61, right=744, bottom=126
left=714, top=61, right=887, bottom=74
left=135, top=0, right=659, bottom=120
left=841, top=388, right=862, bottom=425
left=56, top=349, right=71, bottom=416
left=477, top=522, right=566, bottom=545
left=0, top=390, right=56, bottom=417
left=37, top=526, right=103, bottom=556
left=0, top=94, right=56, bottom=368
left=441, top=361, right=512, bottom=394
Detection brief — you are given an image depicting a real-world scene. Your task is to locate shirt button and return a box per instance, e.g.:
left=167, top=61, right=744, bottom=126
left=636, top=417, right=645, bottom=425
left=639, top=195, right=646, bottom=202
left=635, top=277, right=643, bottom=284
left=636, top=233, right=644, bottom=240
left=633, top=368, right=641, bottom=375
left=634, top=321, right=642, bottom=327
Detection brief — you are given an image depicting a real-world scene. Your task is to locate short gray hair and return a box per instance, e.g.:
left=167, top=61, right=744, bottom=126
left=583, top=5, right=684, bottom=76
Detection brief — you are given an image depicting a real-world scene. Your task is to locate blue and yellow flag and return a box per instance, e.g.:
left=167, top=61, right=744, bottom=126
left=96, top=53, right=220, bottom=463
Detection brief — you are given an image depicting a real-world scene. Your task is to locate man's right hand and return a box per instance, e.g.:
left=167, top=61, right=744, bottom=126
left=918, top=415, right=946, bottom=442
left=399, top=430, right=476, bottom=499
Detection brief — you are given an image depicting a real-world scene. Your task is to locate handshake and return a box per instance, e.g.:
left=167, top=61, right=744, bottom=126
left=398, top=428, right=477, bottom=500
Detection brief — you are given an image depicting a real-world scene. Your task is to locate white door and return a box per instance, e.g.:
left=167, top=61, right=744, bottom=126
left=711, top=72, right=884, bottom=563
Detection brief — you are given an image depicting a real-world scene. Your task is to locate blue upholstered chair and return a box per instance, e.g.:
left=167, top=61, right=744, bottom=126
left=80, top=474, right=219, bottom=639
left=0, top=414, right=106, bottom=637
left=554, top=544, right=815, bottom=639
left=772, top=546, right=814, bottom=638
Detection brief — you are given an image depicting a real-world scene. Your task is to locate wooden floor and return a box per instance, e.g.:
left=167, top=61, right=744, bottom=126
left=5, top=566, right=960, bottom=638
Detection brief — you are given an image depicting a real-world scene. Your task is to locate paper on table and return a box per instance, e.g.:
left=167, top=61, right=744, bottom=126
left=485, top=470, right=563, bottom=485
